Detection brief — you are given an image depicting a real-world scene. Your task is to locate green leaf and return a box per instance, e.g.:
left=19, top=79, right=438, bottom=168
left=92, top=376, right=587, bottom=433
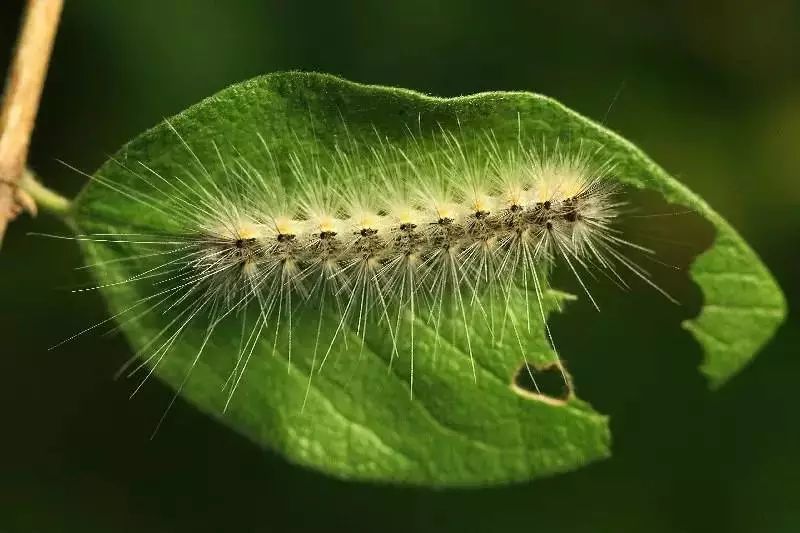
left=69, top=72, right=785, bottom=486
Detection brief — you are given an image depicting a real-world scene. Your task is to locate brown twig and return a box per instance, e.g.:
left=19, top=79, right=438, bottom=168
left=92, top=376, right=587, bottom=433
left=0, top=0, right=64, bottom=247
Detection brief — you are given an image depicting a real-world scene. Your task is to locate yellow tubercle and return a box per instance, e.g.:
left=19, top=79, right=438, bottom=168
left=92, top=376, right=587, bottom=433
left=274, top=216, right=301, bottom=236
left=393, top=205, right=423, bottom=226
left=316, top=215, right=338, bottom=233
left=503, top=185, right=529, bottom=208
left=236, top=221, right=262, bottom=240
left=433, top=201, right=461, bottom=221
left=353, top=211, right=381, bottom=231
left=468, top=193, right=495, bottom=214
left=535, top=167, right=586, bottom=201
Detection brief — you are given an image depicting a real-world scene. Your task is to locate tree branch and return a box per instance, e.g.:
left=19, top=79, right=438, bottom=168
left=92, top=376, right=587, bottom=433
left=0, top=0, right=64, bottom=247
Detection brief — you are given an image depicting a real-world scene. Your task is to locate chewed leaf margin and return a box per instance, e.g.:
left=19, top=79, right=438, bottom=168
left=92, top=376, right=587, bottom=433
left=531, top=92, right=787, bottom=386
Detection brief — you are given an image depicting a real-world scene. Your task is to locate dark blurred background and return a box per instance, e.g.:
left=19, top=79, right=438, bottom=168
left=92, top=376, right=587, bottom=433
left=1, top=1, right=798, bottom=532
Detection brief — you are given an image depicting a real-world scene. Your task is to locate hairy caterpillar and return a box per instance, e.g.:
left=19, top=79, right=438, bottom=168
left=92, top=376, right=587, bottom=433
left=34, top=73, right=785, bottom=485
left=52, top=119, right=671, bottom=427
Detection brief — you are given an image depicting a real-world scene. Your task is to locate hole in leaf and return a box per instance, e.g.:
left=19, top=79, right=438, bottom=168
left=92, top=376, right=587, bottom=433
left=512, top=362, right=572, bottom=405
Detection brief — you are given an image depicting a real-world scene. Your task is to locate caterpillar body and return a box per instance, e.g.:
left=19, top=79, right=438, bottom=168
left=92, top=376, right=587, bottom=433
left=61, top=120, right=668, bottom=422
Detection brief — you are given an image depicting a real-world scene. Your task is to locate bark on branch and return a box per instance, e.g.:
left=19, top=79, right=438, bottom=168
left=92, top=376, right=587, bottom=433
left=0, top=0, right=64, bottom=246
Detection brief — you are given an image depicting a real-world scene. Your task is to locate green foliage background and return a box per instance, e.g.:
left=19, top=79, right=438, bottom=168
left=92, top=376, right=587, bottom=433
left=1, top=1, right=798, bottom=531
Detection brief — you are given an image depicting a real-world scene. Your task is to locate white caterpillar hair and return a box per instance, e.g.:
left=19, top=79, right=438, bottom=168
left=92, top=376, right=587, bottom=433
left=55, top=120, right=671, bottom=423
